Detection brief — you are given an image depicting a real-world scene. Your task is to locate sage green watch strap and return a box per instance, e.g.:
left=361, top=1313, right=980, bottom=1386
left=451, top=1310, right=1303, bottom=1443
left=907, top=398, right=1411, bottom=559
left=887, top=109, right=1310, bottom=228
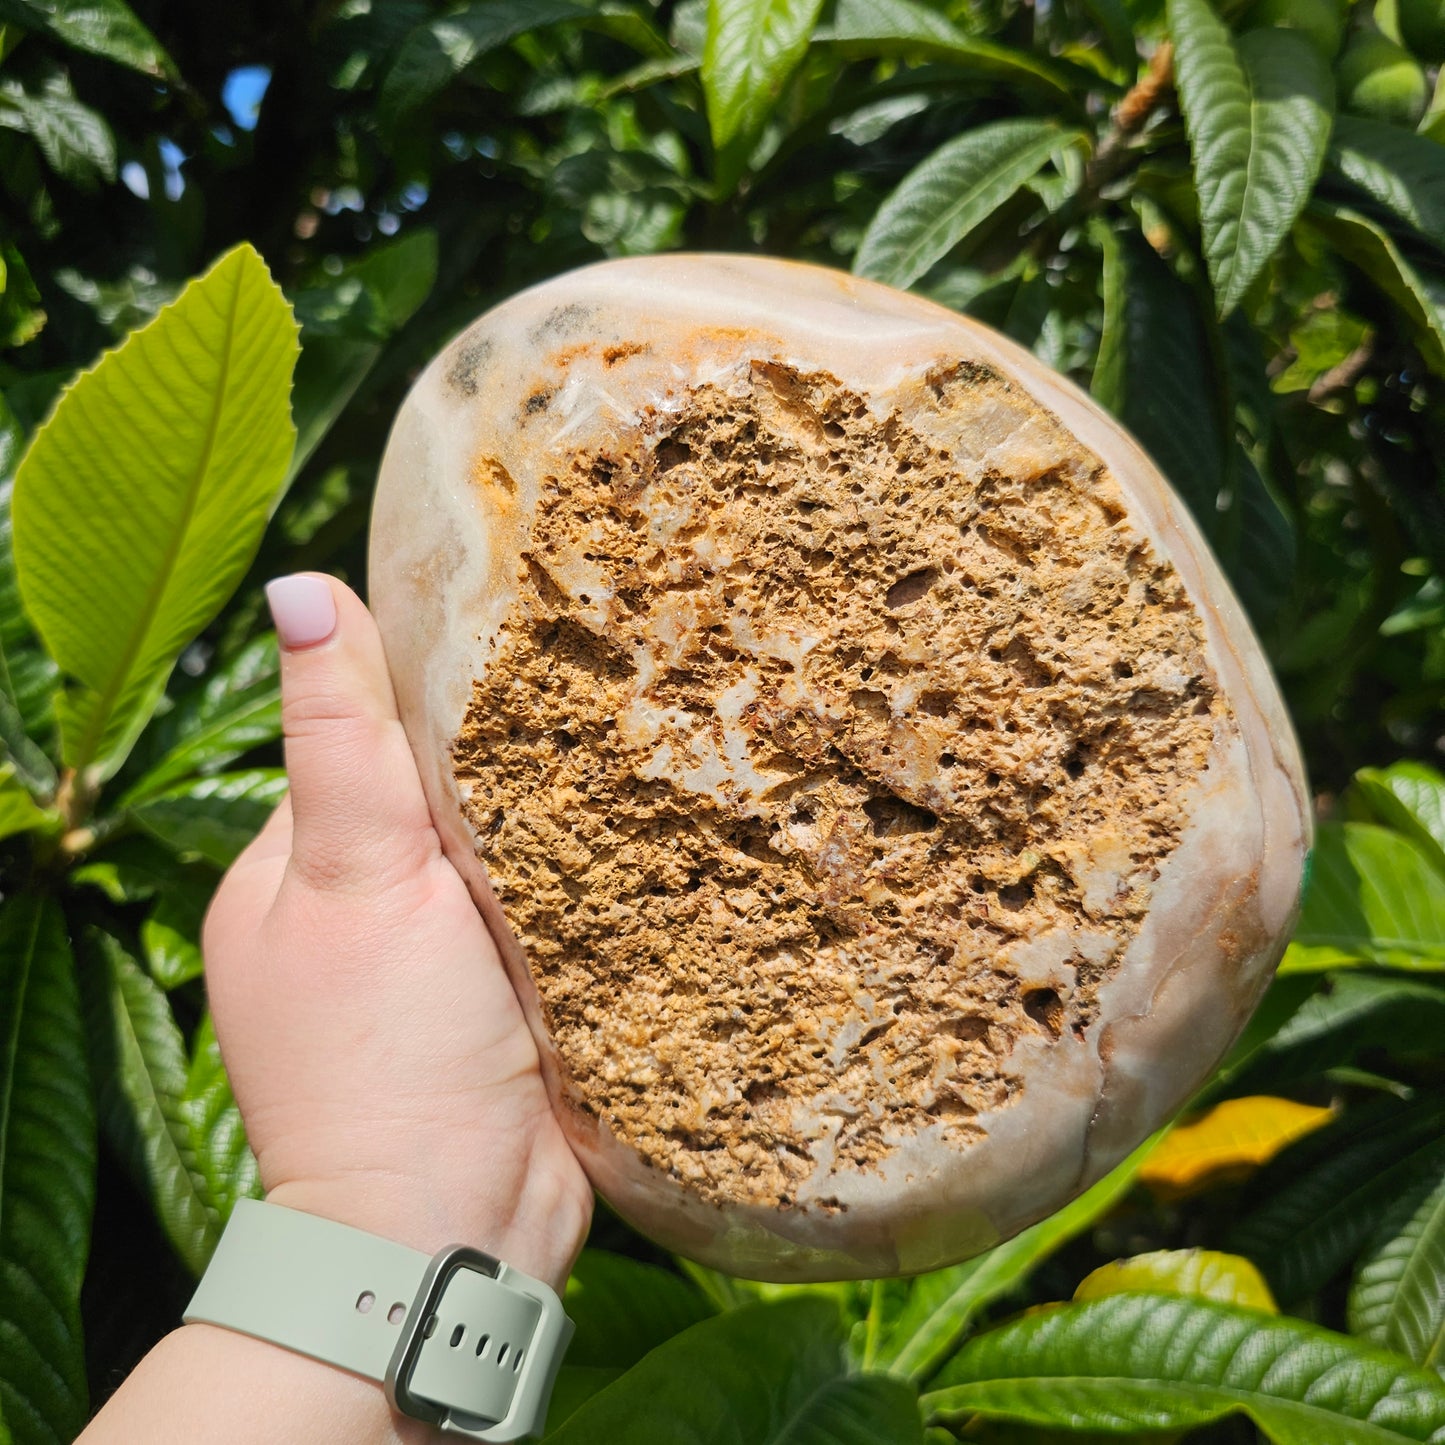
left=184, top=1199, right=573, bottom=1441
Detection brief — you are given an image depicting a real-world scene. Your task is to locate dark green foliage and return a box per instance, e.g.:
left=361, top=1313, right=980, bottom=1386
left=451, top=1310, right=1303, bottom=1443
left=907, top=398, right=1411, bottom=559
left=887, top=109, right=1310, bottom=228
left=0, top=0, right=1443, bottom=1438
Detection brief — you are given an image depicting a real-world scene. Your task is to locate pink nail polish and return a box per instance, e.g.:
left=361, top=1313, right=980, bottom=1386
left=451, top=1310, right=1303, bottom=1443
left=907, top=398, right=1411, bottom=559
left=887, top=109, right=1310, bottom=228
left=265, top=574, right=337, bottom=649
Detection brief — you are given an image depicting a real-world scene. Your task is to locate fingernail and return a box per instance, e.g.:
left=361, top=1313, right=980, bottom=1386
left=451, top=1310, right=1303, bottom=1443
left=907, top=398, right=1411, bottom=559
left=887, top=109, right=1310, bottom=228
left=265, top=574, right=337, bottom=649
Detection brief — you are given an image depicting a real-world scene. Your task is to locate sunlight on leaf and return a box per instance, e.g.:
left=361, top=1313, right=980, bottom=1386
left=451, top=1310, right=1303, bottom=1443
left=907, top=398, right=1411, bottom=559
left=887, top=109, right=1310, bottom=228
left=1169, top=0, right=1334, bottom=316
left=923, top=1294, right=1445, bottom=1443
left=1076, top=1248, right=1278, bottom=1311
left=1283, top=821, right=1445, bottom=973
left=1139, top=1096, right=1335, bottom=1198
left=12, top=244, right=298, bottom=782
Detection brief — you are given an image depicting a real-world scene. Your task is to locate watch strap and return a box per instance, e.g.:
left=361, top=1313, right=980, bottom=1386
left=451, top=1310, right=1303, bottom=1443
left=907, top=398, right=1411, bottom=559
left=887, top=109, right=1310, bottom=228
left=184, top=1199, right=572, bottom=1441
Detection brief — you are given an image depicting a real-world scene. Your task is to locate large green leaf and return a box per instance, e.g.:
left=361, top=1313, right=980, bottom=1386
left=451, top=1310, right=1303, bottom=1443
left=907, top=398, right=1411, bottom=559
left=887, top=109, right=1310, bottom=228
left=1349, top=1162, right=1445, bottom=1373
left=179, top=1014, right=260, bottom=1234
left=0, top=897, right=94, bottom=1445
left=120, top=633, right=281, bottom=806
left=854, top=119, right=1074, bottom=289
left=130, top=767, right=287, bottom=868
left=922, top=1294, right=1445, bottom=1443
left=547, top=1251, right=714, bottom=1425
left=0, top=62, right=115, bottom=188
left=1168, top=0, right=1334, bottom=316
left=1283, top=822, right=1445, bottom=973
left=379, top=0, right=588, bottom=128
left=1092, top=223, right=1226, bottom=541
left=1306, top=202, right=1445, bottom=378
left=12, top=244, right=299, bottom=781
left=549, top=1297, right=924, bottom=1443
left=80, top=929, right=219, bottom=1276
left=1350, top=763, right=1445, bottom=879
left=0, top=0, right=172, bottom=77
left=873, top=1134, right=1158, bottom=1382
left=702, top=0, right=825, bottom=187
left=1328, top=116, right=1445, bottom=252
left=1220, top=972, right=1445, bottom=1096
left=1229, top=1091, right=1445, bottom=1302
left=565, top=1251, right=714, bottom=1369
left=819, top=0, right=1076, bottom=99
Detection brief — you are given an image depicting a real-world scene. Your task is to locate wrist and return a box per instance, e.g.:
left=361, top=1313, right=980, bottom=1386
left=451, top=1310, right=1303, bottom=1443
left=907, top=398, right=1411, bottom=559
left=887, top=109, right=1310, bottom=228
left=263, top=1168, right=590, bottom=1297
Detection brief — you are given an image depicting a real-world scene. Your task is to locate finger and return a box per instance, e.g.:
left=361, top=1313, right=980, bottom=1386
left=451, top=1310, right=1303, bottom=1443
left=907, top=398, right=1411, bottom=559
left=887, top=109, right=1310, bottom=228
left=265, top=573, right=438, bottom=893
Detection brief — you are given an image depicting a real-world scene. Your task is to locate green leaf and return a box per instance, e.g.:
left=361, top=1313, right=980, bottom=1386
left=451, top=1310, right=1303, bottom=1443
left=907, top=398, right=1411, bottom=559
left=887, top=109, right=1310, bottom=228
left=820, top=0, right=1076, bottom=99
left=874, top=1133, right=1158, bottom=1382
left=12, top=243, right=299, bottom=781
left=565, top=1251, right=713, bottom=1369
left=121, top=634, right=280, bottom=806
left=130, top=767, right=287, bottom=867
left=549, top=1297, right=925, bottom=1443
left=1229, top=1091, right=1445, bottom=1302
left=0, top=423, right=58, bottom=798
left=1075, top=1248, right=1278, bottom=1311
left=1306, top=202, right=1445, bottom=378
left=380, top=0, right=588, bottom=128
left=139, top=875, right=211, bottom=989
left=702, top=0, right=824, bottom=188
left=0, top=61, right=115, bottom=188
left=1351, top=763, right=1445, bottom=880
left=853, top=119, right=1074, bottom=289
left=0, top=762, right=50, bottom=840
left=1349, top=1162, right=1445, bottom=1373
left=0, top=896, right=94, bottom=1445
left=1329, top=116, right=1445, bottom=252
left=1221, top=972, right=1445, bottom=1096
left=287, top=229, right=438, bottom=486
left=923, top=1294, right=1445, bottom=1443
left=179, top=1014, right=260, bottom=1232
left=1092, top=223, right=1226, bottom=540
left=0, top=239, right=45, bottom=350
left=80, top=928, right=219, bottom=1276
left=0, top=0, right=173, bottom=77
left=1168, top=0, right=1334, bottom=316
left=1283, top=822, right=1445, bottom=973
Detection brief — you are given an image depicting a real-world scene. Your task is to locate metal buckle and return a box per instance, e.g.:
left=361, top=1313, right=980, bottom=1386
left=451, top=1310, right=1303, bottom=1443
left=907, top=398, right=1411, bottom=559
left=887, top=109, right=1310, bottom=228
left=385, top=1244, right=503, bottom=1432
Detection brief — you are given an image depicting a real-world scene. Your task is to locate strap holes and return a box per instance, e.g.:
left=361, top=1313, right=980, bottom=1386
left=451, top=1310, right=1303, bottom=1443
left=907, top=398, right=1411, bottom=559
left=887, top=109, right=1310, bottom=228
left=475, top=1333, right=490, bottom=1358
left=497, top=1343, right=508, bottom=1365
left=355, top=1291, right=375, bottom=1315
left=388, top=1303, right=408, bottom=1326
left=513, top=1349, right=524, bottom=1372
left=450, top=1323, right=466, bottom=1349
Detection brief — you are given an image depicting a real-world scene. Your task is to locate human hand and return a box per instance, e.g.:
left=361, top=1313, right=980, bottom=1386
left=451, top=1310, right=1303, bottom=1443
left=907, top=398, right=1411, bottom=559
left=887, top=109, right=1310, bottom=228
left=203, top=574, right=593, bottom=1293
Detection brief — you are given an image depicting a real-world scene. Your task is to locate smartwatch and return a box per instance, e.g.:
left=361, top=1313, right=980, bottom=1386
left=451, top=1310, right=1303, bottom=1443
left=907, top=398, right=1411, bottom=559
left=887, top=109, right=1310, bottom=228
left=184, top=1199, right=574, bottom=1441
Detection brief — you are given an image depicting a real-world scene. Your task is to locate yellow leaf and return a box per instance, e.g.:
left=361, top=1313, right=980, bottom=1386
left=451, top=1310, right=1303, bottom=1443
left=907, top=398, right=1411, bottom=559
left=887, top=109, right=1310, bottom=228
left=1139, top=1095, right=1335, bottom=1198
left=1075, top=1248, right=1278, bottom=1312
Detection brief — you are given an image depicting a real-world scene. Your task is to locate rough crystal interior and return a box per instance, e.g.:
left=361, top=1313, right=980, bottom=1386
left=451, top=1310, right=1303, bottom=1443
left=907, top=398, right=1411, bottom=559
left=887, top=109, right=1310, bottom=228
left=454, top=359, right=1218, bottom=1209
left=370, top=255, right=1311, bottom=1280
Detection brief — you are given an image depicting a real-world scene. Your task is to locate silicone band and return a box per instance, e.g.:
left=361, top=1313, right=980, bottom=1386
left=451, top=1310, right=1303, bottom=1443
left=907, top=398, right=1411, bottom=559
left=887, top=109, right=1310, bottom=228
left=184, top=1199, right=572, bottom=1441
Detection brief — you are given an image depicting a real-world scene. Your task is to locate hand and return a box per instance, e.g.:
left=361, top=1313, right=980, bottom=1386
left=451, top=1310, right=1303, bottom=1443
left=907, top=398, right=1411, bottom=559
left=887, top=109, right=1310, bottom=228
left=203, top=574, right=593, bottom=1292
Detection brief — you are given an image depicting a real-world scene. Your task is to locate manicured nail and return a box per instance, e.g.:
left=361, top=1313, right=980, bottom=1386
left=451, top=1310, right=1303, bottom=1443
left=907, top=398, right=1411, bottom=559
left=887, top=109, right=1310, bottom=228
left=265, top=574, right=337, bottom=649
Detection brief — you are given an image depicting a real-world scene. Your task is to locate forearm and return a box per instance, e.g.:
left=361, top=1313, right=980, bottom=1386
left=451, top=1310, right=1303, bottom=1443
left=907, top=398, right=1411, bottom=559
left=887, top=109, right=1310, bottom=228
left=80, top=1323, right=438, bottom=1445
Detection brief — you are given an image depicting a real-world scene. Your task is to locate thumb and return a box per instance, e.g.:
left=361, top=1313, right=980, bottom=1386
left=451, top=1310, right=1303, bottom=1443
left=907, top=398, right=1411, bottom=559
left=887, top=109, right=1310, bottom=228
left=264, top=573, right=438, bottom=893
